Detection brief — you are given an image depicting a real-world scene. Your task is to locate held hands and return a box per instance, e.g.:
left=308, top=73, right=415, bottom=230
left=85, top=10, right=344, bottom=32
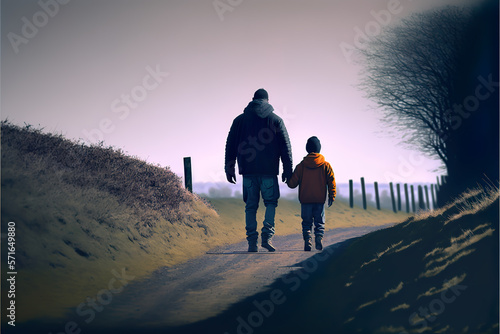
left=282, top=172, right=292, bottom=183
left=328, top=198, right=334, bottom=207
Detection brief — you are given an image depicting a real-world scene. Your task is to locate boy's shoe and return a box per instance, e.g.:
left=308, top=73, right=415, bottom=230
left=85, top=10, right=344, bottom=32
left=261, top=238, right=276, bottom=252
left=304, top=237, right=312, bottom=251
left=315, top=236, right=323, bottom=251
left=248, top=241, right=258, bottom=252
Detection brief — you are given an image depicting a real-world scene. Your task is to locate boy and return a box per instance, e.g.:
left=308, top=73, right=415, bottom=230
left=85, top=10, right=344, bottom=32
left=287, top=136, right=336, bottom=251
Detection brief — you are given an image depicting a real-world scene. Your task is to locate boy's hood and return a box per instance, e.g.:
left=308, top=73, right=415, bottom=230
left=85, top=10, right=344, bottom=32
left=244, top=99, right=274, bottom=118
left=302, top=153, right=325, bottom=169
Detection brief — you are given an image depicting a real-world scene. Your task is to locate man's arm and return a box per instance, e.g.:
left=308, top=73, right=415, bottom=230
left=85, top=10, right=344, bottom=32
left=276, top=118, right=293, bottom=182
left=224, top=118, right=238, bottom=184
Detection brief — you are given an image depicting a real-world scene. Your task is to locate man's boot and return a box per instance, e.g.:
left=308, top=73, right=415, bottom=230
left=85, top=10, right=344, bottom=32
left=261, top=236, right=276, bottom=252
left=248, top=240, right=258, bottom=252
left=315, top=235, right=323, bottom=251
left=304, top=237, right=312, bottom=251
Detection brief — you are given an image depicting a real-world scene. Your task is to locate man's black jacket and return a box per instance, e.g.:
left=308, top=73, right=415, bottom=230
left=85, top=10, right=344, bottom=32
left=225, top=99, right=293, bottom=178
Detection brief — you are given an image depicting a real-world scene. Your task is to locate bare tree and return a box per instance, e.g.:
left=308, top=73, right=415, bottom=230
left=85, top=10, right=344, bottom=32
left=359, top=2, right=500, bottom=203
left=358, top=7, right=470, bottom=171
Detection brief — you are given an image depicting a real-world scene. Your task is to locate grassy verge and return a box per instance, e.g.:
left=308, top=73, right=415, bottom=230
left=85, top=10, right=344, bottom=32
left=1, top=123, right=230, bottom=322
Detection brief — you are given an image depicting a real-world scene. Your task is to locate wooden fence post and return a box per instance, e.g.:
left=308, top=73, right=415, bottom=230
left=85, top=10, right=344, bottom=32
left=431, top=184, right=437, bottom=209
left=411, top=185, right=416, bottom=213
left=424, top=185, right=430, bottom=210
left=374, top=181, right=381, bottom=210
left=361, top=177, right=367, bottom=210
left=349, top=179, right=354, bottom=208
left=183, top=157, right=193, bottom=193
left=389, top=182, right=397, bottom=213
left=396, top=183, right=401, bottom=212
left=418, top=185, right=425, bottom=211
left=404, top=183, right=410, bottom=213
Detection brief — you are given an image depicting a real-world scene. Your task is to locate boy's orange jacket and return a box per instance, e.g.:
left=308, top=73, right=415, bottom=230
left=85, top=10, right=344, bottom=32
left=287, top=153, right=336, bottom=204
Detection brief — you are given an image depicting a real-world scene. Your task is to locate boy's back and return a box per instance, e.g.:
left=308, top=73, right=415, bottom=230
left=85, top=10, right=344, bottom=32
left=287, top=152, right=336, bottom=204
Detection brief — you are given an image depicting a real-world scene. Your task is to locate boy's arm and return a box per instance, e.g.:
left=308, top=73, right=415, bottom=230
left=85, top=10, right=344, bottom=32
left=326, top=162, right=336, bottom=201
left=287, top=164, right=301, bottom=189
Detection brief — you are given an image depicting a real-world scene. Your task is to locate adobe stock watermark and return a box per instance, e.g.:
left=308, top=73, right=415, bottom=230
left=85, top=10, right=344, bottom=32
left=383, top=152, right=425, bottom=183
left=401, top=281, right=467, bottom=334
left=237, top=127, right=275, bottom=163
left=217, top=106, right=294, bottom=183
left=213, top=0, right=244, bottom=21
left=48, top=268, right=135, bottom=334
left=82, top=64, right=169, bottom=143
left=340, top=0, right=411, bottom=64
left=274, top=106, right=296, bottom=126
left=7, top=0, right=71, bottom=54
left=236, top=105, right=294, bottom=164
left=440, top=74, right=499, bottom=141
left=223, top=247, right=336, bottom=334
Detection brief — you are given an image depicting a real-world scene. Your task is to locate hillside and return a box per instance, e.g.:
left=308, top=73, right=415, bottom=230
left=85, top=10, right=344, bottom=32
left=1, top=122, right=409, bottom=325
left=0, top=122, right=227, bottom=322
left=173, top=185, right=499, bottom=334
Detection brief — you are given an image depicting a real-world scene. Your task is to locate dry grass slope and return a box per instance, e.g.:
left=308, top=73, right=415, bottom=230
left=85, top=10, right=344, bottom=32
left=285, top=186, right=499, bottom=333
left=0, top=122, right=237, bottom=322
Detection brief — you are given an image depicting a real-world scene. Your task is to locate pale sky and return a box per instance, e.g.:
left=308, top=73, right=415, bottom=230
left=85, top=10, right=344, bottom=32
left=2, top=0, right=477, bottom=186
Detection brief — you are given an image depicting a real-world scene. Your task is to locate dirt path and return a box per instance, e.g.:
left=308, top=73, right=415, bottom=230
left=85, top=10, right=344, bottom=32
left=84, top=224, right=392, bottom=331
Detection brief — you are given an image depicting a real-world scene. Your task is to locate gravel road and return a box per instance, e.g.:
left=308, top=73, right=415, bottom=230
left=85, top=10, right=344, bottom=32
left=84, top=224, right=393, bottom=332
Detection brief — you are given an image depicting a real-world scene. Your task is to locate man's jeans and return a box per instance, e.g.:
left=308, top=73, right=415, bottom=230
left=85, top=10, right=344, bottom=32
left=243, top=175, right=280, bottom=242
left=301, top=203, right=325, bottom=239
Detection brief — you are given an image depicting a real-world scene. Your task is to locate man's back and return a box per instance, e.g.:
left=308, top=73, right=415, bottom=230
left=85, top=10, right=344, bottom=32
left=225, top=99, right=292, bottom=177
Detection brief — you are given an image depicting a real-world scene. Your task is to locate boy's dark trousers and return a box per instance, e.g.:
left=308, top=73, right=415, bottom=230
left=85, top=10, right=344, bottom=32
left=301, top=203, right=325, bottom=239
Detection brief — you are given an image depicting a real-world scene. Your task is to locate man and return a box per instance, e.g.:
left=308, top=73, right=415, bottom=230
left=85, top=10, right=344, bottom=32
left=225, top=88, right=293, bottom=252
